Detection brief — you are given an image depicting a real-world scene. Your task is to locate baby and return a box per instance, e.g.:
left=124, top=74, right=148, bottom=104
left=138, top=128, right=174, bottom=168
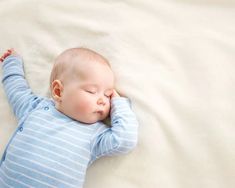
left=0, top=48, right=138, bottom=188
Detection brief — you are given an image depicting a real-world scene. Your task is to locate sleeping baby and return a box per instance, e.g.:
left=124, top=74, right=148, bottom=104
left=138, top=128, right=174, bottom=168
left=0, top=48, right=138, bottom=188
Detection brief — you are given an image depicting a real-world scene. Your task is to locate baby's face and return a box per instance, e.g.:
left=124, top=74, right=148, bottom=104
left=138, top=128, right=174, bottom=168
left=58, top=60, right=114, bottom=124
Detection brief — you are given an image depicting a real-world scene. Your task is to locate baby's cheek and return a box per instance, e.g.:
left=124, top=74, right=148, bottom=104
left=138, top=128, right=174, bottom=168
left=77, top=97, right=94, bottom=113
left=106, top=104, right=111, bottom=113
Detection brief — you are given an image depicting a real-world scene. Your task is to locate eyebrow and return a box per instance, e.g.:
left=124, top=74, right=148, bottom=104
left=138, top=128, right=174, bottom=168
left=83, top=84, right=113, bottom=91
left=84, top=84, right=98, bottom=87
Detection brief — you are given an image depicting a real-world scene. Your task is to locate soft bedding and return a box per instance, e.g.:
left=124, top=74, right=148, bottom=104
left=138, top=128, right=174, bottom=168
left=0, top=0, right=235, bottom=187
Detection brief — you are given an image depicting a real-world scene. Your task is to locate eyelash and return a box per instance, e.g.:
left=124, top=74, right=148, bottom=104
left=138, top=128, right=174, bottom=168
left=86, top=90, right=96, bottom=94
left=86, top=90, right=111, bottom=98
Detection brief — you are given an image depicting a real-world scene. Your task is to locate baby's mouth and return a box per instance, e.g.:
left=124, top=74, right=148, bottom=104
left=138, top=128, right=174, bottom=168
left=95, top=110, right=104, bottom=115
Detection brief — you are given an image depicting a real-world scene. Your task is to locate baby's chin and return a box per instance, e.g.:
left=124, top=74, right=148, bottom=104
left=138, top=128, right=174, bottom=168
left=75, top=114, right=108, bottom=125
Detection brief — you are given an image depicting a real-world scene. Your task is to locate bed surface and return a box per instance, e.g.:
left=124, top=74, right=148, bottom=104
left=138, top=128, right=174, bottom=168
left=0, top=0, right=235, bottom=187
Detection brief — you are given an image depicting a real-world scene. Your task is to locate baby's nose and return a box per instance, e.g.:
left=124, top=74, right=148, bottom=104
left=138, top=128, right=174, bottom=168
left=97, top=98, right=106, bottom=105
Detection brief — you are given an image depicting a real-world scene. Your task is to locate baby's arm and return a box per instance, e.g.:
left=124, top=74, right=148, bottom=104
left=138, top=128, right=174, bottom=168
left=1, top=49, right=42, bottom=120
left=90, top=93, right=139, bottom=162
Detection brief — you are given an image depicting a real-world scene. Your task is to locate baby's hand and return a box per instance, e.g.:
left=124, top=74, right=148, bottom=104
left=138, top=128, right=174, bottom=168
left=0, top=48, right=18, bottom=62
left=111, top=89, right=120, bottom=99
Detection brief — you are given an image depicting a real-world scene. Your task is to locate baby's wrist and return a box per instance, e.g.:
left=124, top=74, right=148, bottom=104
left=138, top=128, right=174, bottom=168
left=111, top=97, right=130, bottom=105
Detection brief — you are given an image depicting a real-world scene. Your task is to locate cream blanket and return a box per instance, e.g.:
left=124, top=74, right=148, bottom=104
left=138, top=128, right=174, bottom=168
left=0, top=0, right=235, bottom=187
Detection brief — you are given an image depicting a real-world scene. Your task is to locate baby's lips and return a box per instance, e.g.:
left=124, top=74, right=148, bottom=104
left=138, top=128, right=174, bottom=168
left=94, top=110, right=104, bottom=116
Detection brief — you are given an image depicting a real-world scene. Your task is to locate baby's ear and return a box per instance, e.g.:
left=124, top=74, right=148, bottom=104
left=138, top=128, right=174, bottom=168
left=52, top=80, right=63, bottom=102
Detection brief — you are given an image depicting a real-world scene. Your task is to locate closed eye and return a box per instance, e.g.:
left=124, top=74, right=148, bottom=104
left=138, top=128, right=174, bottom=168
left=85, top=90, right=96, bottom=94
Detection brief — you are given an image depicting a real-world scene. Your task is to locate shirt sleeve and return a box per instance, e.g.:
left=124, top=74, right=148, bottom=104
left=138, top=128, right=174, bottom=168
left=1, top=55, right=43, bottom=120
left=90, top=97, right=139, bottom=162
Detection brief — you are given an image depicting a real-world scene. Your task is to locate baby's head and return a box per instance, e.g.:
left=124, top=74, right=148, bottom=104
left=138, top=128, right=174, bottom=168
left=50, top=47, right=115, bottom=124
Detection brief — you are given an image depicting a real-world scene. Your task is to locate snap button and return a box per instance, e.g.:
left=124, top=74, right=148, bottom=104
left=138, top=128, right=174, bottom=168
left=44, top=106, right=49, bottom=111
left=19, top=127, right=23, bottom=132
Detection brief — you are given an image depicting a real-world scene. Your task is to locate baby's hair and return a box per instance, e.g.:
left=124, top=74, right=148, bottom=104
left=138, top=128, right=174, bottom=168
left=49, top=47, right=110, bottom=94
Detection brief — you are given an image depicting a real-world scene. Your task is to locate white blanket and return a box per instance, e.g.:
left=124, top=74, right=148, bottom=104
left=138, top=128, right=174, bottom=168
left=1, top=0, right=235, bottom=187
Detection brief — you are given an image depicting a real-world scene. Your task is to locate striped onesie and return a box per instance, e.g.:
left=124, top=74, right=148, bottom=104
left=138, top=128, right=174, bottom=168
left=0, top=56, right=138, bottom=188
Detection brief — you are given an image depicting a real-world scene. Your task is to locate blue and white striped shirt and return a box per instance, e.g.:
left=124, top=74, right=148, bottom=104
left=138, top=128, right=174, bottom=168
left=0, top=56, right=138, bottom=188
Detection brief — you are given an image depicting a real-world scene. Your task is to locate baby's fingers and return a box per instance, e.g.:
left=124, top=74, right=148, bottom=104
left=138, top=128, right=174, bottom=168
left=0, top=48, right=14, bottom=62
left=111, top=89, right=120, bottom=98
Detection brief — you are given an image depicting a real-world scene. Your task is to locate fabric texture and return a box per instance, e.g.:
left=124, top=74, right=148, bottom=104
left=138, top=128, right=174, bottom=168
left=0, top=0, right=235, bottom=188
